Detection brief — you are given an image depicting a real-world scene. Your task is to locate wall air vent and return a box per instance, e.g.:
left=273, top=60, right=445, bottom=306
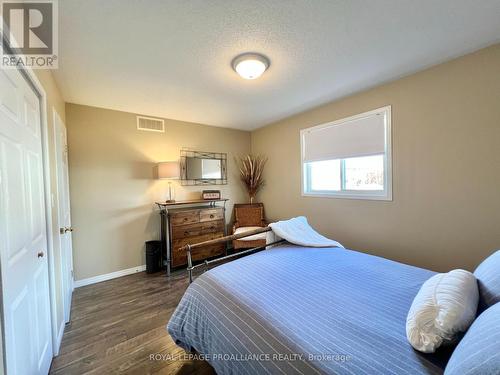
left=136, top=116, right=165, bottom=133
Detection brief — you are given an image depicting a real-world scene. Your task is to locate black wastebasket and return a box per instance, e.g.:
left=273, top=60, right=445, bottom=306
left=145, top=240, right=161, bottom=274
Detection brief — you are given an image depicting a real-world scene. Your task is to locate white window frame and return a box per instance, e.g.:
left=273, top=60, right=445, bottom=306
left=301, top=106, right=392, bottom=201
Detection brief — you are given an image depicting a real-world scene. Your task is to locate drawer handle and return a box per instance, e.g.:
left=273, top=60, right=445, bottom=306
left=210, top=214, right=214, bottom=218
left=183, top=217, right=188, bottom=221
left=184, top=231, right=189, bottom=236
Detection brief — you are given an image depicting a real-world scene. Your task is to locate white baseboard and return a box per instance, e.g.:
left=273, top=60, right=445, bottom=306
left=74, top=265, right=146, bottom=288
left=54, top=320, right=65, bottom=356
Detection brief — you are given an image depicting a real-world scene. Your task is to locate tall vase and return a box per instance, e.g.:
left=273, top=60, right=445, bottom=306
left=249, top=195, right=254, bottom=204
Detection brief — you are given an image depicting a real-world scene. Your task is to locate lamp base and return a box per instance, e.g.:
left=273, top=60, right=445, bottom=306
left=166, top=181, right=175, bottom=203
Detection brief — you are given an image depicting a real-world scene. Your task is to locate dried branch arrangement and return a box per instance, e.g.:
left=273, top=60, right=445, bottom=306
left=235, top=154, right=267, bottom=203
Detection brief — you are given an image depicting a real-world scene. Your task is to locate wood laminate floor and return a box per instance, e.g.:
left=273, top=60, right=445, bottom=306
left=50, top=270, right=215, bottom=375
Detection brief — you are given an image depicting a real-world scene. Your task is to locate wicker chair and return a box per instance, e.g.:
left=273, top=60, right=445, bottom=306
left=232, top=203, right=267, bottom=251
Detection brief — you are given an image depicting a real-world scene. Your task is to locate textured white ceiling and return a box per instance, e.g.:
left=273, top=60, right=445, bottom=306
left=54, top=0, right=500, bottom=130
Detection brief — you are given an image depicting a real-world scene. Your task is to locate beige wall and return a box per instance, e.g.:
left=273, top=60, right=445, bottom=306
left=251, top=43, right=500, bottom=272
left=66, top=104, right=251, bottom=281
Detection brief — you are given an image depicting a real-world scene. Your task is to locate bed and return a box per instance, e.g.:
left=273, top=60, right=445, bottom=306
left=167, top=245, right=452, bottom=374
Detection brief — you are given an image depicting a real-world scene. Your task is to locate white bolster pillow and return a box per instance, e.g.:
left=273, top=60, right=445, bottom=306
left=406, top=269, right=479, bottom=353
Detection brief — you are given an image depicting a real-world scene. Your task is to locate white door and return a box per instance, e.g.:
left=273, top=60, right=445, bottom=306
left=54, top=111, right=74, bottom=323
left=0, top=68, right=53, bottom=374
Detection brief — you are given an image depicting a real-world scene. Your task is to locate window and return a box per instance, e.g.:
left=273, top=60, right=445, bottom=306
left=301, top=106, right=392, bottom=200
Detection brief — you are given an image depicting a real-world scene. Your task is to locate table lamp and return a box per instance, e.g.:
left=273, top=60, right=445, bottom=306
left=158, top=161, right=180, bottom=203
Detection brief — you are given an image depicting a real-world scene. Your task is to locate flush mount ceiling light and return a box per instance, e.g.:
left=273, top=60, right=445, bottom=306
left=231, top=53, right=270, bottom=80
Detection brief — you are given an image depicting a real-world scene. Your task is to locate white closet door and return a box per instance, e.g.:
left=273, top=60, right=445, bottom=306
left=54, top=111, right=74, bottom=323
left=0, top=68, right=53, bottom=374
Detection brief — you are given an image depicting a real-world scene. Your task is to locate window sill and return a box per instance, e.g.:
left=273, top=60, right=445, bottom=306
left=302, top=192, right=392, bottom=201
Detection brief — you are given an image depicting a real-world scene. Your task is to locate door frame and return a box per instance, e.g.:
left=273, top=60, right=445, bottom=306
left=0, top=64, right=62, bottom=368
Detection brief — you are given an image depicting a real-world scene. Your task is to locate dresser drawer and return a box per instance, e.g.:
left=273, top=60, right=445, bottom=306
left=201, top=220, right=224, bottom=234
left=172, top=244, right=225, bottom=267
left=171, top=223, right=202, bottom=239
left=191, top=243, right=225, bottom=262
left=171, top=232, right=224, bottom=267
left=200, top=208, right=224, bottom=222
left=172, top=233, right=214, bottom=253
left=170, top=210, right=200, bottom=226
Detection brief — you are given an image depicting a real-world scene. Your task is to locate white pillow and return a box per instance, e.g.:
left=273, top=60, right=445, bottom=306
left=406, top=269, right=479, bottom=353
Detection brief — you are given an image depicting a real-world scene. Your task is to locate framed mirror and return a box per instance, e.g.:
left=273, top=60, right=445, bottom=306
left=180, top=149, right=227, bottom=185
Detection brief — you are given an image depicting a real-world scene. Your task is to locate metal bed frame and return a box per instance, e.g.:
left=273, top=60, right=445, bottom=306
left=184, top=226, right=285, bottom=283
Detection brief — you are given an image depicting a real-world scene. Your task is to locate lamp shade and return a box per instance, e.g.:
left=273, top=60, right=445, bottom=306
left=157, top=161, right=179, bottom=179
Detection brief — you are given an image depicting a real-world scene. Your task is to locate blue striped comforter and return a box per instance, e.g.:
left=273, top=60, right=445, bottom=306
left=168, top=245, right=450, bottom=374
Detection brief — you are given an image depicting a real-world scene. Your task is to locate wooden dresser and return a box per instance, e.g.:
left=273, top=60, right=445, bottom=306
left=156, top=199, right=228, bottom=274
left=169, top=206, right=225, bottom=267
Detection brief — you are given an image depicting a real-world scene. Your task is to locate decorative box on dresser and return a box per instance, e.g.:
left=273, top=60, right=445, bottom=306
left=156, top=199, right=228, bottom=275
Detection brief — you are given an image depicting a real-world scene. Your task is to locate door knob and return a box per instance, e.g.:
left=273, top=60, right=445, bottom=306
left=37, top=251, right=44, bottom=258
left=65, top=227, right=74, bottom=233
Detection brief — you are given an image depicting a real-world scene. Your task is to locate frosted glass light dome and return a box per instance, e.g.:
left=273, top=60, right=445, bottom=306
left=232, top=53, right=270, bottom=80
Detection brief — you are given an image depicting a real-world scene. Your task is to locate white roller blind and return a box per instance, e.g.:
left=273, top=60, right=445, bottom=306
left=302, top=108, right=388, bottom=162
